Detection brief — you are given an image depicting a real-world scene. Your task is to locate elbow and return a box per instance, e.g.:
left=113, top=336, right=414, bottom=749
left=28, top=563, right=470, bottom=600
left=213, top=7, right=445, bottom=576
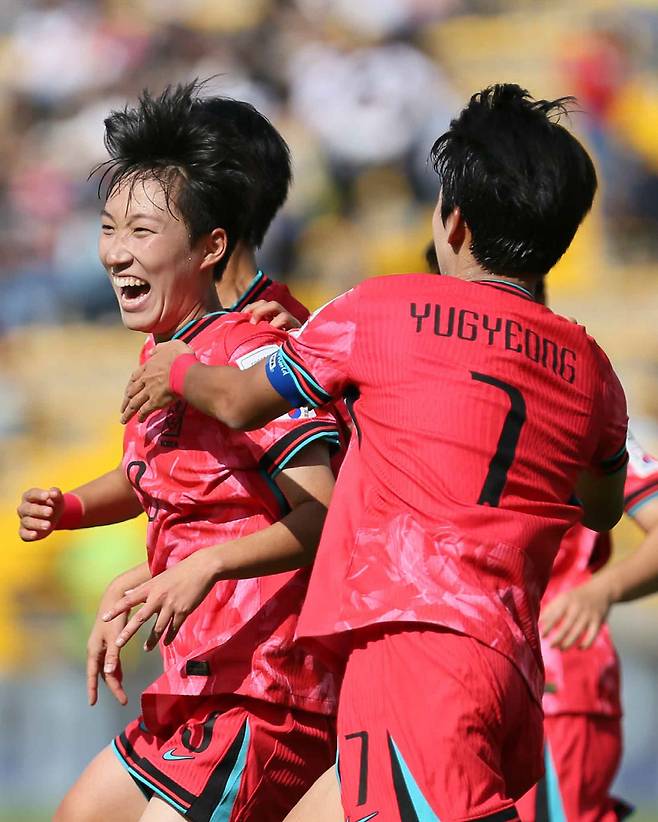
left=582, top=502, right=624, bottom=533
left=210, top=397, right=254, bottom=431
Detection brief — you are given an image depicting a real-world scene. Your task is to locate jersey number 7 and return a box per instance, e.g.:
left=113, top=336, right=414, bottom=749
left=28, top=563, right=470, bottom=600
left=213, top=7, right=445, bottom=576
left=471, top=372, right=527, bottom=507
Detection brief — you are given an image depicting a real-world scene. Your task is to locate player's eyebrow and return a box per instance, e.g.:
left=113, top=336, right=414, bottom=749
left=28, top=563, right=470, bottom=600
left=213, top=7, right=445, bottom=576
left=101, top=209, right=162, bottom=224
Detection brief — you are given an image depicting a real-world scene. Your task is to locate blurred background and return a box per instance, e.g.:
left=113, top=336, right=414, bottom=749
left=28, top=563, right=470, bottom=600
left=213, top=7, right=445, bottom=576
left=0, top=0, right=657, bottom=818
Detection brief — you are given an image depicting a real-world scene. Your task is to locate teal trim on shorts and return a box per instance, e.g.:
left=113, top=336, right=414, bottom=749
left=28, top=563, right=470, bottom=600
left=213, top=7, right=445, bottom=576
left=388, top=735, right=441, bottom=821
left=209, top=720, right=251, bottom=822
left=544, top=743, right=567, bottom=821
left=111, top=739, right=188, bottom=814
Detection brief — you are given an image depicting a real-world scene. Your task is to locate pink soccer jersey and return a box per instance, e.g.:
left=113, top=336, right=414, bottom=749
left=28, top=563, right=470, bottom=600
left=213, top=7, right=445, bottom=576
left=265, top=274, right=629, bottom=703
left=542, top=432, right=658, bottom=717
left=124, top=311, right=341, bottom=734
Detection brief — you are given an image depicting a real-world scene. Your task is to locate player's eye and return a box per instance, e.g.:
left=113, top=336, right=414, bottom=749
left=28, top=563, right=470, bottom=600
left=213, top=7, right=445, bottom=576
left=101, top=224, right=114, bottom=233
left=133, top=227, right=153, bottom=235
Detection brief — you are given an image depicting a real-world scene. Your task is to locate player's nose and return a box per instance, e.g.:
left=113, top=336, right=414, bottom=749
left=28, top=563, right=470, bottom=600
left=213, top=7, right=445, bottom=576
left=102, top=236, right=134, bottom=271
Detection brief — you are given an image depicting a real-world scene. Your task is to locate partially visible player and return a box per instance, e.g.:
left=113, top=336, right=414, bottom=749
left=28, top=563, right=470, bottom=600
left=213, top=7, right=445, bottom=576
left=516, top=431, right=658, bottom=821
left=19, top=83, right=342, bottom=822
left=122, top=84, right=629, bottom=820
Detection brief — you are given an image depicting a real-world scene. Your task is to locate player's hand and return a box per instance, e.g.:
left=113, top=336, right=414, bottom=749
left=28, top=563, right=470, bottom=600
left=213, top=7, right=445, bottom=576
left=121, top=339, right=192, bottom=424
left=540, top=576, right=613, bottom=650
left=17, top=487, right=64, bottom=541
left=242, top=300, right=302, bottom=330
left=102, top=549, right=216, bottom=651
left=87, top=581, right=131, bottom=706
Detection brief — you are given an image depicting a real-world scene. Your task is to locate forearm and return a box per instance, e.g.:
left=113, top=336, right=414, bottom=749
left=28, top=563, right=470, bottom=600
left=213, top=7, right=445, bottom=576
left=205, top=499, right=327, bottom=581
left=598, top=527, right=658, bottom=604
left=71, top=467, right=143, bottom=528
left=182, top=362, right=289, bottom=430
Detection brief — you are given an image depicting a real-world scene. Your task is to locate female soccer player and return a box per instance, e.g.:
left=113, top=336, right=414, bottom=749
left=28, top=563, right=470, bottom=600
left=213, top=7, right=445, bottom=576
left=18, top=83, right=341, bottom=822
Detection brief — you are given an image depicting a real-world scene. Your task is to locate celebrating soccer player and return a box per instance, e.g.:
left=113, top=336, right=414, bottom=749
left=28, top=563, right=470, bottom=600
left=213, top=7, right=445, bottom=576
left=122, top=84, right=629, bottom=820
left=18, top=83, right=344, bottom=822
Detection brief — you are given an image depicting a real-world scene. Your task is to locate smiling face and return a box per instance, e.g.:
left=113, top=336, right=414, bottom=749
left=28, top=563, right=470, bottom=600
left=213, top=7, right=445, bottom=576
left=99, top=175, right=223, bottom=339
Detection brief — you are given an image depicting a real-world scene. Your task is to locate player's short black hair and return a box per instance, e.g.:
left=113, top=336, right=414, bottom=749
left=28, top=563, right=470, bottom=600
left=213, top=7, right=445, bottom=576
left=425, top=241, right=440, bottom=274
left=430, top=84, right=597, bottom=278
left=97, top=82, right=290, bottom=276
left=198, top=97, right=291, bottom=248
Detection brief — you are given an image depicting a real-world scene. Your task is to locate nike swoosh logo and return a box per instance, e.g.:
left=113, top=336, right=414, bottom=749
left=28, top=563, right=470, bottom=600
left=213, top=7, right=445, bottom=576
left=162, top=748, right=195, bottom=761
left=350, top=814, right=379, bottom=822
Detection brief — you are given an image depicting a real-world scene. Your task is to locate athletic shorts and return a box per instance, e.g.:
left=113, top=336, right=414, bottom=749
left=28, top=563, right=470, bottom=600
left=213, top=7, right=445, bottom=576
left=337, top=625, right=544, bottom=822
left=112, top=695, right=336, bottom=822
left=516, top=714, right=633, bottom=822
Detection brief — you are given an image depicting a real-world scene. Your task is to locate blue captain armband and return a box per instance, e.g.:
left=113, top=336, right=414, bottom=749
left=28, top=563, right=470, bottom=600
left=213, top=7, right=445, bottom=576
left=265, top=348, right=309, bottom=408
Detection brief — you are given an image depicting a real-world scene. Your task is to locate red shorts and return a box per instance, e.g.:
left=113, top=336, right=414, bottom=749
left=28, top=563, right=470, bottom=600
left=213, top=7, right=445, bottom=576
left=337, top=625, right=544, bottom=822
left=112, top=695, right=336, bottom=822
left=516, top=714, right=632, bottom=822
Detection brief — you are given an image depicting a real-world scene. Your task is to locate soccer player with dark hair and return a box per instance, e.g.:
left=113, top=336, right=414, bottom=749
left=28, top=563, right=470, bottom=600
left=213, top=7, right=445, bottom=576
left=18, top=83, right=343, bottom=822
left=122, top=84, right=629, bottom=820
left=18, top=87, right=312, bottom=709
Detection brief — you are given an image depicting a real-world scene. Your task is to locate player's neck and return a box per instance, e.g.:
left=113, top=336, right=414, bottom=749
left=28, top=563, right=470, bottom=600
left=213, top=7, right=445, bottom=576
left=217, top=243, right=259, bottom=308
left=154, top=284, right=221, bottom=343
left=453, top=264, right=539, bottom=298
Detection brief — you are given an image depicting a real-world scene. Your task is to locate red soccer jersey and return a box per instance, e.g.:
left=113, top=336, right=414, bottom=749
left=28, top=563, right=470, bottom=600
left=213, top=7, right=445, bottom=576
left=542, top=432, right=658, bottom=717
left=265, top=274, right=628, bottom=704
left=124, top=311, right=341, bottom=733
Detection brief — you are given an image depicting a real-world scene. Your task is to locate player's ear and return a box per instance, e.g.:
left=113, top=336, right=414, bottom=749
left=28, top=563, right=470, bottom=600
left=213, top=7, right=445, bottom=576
left=445, top=207, right=467, bottom=252
left=199, top=228, right=228, bottom=272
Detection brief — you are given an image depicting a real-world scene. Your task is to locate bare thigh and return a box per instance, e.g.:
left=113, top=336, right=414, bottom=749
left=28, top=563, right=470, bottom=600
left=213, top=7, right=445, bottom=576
left=283, top=766, right=343, bottom=822
left=139, top=796, right=187, bottom=822
left=54, top=744, right=147, bottom=822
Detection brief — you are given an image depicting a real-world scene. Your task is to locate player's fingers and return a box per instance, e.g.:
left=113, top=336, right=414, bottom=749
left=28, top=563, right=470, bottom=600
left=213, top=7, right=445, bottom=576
left=540, top=600, right=567, bottom=636
left=18, top=527, right=42, bottom=541
left=269, top=314, right=296, bottom=330
left=144, top=607, right=173, bottom=651
left=241, top=299, right=269, bottom=320
left=102, top=587, right=148, bottom=621
left=86, top=649, right=102, bottom=706
left=103, top=662, right=128, bottom=706
left=115, top=603, right=157, bottom=648
left=163, top=612, right=187, bottom=646
left=16, top=501, right=54, bottom=520
left=580, top=618, right=602, bottom=649
left=558, top=614, right=589, bottom=650
left=18, top=515, right=53, bottom=532
left=547, top=607, right=579, bottom=647
left=120, top=368, right=146, bottom=412
left=137, top=398, right=164, bottom=423
left=21, top=488, right=51, bottom=504
left=121, top=388, right=150, bottom=424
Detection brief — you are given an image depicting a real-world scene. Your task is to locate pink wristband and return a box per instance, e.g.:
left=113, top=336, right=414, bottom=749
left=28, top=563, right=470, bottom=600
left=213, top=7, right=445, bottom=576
left=56, top=493, right=85, bottom=530
left=169, top=353, right=198, bottom=396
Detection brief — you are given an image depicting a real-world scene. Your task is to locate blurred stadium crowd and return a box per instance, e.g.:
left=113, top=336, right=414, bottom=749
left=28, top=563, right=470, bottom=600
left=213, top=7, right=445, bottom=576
left=1, top=0, right=658, bottom=816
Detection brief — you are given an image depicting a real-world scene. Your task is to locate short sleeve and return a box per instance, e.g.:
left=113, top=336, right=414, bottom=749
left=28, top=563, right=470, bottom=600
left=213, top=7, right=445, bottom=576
left=222, top=315, right=341, bottom=478
left=623, top=430, right=658, bottom=516
left=265, top=288, right=359, bottom=408
left=589, top=349, right=629, bottom=475
left=222, top=314, right=287, bottom=369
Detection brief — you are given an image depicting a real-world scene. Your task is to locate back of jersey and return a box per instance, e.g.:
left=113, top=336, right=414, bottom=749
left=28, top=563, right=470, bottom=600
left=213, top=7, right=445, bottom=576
left=350, top=275, right=625, bottom=572
left=283, top=273, right=627, bottom=702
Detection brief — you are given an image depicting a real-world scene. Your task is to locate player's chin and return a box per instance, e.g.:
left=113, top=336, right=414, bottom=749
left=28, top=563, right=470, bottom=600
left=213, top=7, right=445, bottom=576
left=118, top=306, right=158, bottom=334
